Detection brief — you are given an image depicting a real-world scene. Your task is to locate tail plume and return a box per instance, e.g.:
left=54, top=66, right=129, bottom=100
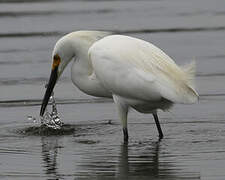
left=182, top=61, right=196, bottom=88
left=182, top=60, right=199, bottom=102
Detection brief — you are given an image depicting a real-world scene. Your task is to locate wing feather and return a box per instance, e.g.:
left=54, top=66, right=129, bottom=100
left=89, top=35, right=198, bottom=104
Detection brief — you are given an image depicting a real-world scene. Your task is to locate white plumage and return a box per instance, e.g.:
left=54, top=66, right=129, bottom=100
left=41, top=31, right=199, bottom=140
left=89, top=35, right=198, bottom=104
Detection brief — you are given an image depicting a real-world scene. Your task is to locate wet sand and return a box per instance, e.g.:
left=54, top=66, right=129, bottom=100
left=0, top=0, right=225, bottom=179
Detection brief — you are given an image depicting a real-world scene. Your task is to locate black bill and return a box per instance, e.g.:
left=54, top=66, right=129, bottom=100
left=40, top=67, right=58, bottom=116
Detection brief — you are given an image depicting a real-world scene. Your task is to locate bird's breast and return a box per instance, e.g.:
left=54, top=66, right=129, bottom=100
left=71, top=64, right=111, bottom=98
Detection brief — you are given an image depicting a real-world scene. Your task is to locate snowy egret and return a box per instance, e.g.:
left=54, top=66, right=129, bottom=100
left=40, top=31, right=198, bottom=141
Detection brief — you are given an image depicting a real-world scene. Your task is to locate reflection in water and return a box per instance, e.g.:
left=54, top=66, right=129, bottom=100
left=39, top=135, right=199, bottom=180
left=77, top=140, right=177, bottom=180
left=116, top=141, right=170, bottom=180
left=116, top=142, right=129, bottom=180
left=41, top=137, right=61, bottom=180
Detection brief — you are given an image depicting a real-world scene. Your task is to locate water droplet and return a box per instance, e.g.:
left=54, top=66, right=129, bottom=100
left=27, top=115, right=33, bottom=121
left=27, top=115, right=38, bottom=124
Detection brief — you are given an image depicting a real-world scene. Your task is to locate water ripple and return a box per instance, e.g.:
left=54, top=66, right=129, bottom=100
left=0, top=32, right=62, bottom=38
left=1, top=26, right=225, bottom=38
left=118, top=26, right=225, bottom=34
left=18, top=124, right=76, bottom=136
left=0, top=98, right=113, bottom=107
left=0, top=9, right=114, bottom=17
left=0, top=77, right=69, bottom=85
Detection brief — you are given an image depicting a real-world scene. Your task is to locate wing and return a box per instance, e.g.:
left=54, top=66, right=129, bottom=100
left=89, top=35, right=198, bottom=104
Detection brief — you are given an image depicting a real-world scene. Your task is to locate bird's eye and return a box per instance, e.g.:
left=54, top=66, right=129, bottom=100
left=52, top=54, right=61, bottom=69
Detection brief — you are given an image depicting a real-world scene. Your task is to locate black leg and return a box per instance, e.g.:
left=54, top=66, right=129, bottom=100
left=153, top=113, right=164, bottom=139
left=123, top=127, right=129, bottom=142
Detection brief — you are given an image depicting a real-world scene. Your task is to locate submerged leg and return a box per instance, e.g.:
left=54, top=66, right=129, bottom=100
left=153, top=113, right=164, bottom=139
left=113, top=95, right=129, bottom=142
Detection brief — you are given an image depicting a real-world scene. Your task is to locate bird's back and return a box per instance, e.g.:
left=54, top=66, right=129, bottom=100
left=89, top=35, right=198, bottom=104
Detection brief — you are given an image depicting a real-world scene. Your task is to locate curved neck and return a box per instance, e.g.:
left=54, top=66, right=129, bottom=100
left=68, top=31, right=112, bottom=75
left=66, top=31, right=112, bottom=97
left=52, top=31, right=113, bottom=97
left=72, top=42, right=93, bottom=77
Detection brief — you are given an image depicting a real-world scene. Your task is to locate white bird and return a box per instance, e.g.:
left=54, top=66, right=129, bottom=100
left=40, top=30, right=198, bottom=141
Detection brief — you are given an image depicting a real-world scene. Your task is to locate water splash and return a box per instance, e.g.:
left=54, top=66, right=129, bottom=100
left=40, top=91, right=63, bottom=129
left=27, top=85, right=63, bottom=130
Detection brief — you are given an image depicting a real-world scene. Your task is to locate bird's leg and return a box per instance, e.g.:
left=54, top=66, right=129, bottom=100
left=123, top=127, right=128, bottom=142
left=153, top=113, right=164, bottom=139
left=113, top=95, right=129, bottom=142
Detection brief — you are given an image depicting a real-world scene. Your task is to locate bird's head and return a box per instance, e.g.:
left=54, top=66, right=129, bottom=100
left=40, top=31, right=112, bottom=116
left=40, top=37, right=75, bottom=116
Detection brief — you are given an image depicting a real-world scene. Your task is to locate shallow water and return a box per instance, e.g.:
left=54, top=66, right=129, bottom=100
left=1, top=0, right=225, bottom=179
